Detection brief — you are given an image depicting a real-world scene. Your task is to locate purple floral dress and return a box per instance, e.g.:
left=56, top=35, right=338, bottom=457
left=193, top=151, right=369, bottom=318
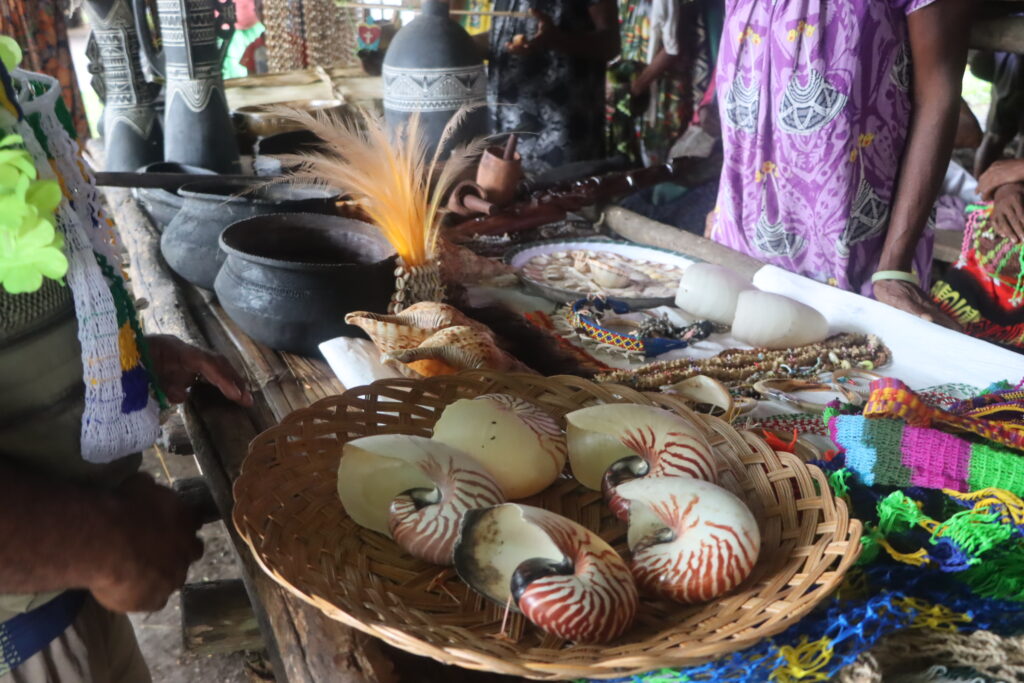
left=712, top=0, right=936, bottom=295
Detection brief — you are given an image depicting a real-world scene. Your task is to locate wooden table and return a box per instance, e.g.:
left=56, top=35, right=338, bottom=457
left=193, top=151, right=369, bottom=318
left=99, top=185, right=520, bottom=683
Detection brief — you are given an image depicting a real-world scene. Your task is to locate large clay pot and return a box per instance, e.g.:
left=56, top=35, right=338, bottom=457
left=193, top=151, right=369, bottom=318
left=161, top=179, right=340, bottom=290
left=83, top=0, right=162, bottom=172
left=215, top=213, right=397, bottom=355
left=134, top=161, right=216, bottom=232
left=382, top=0, right=487, bottom=158
left=134, top=0, right=242, bottom=172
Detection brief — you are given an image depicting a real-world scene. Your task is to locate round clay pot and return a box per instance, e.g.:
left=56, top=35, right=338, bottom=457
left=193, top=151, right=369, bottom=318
left=382, top=0, right=487, bottom=158
left=134, top=162, right=216, bottom=232
left=476, top=146, right=522, bottom=206
left=215, top=213, right=397, bottom=355
left=161, top=179, right=340, bottom=290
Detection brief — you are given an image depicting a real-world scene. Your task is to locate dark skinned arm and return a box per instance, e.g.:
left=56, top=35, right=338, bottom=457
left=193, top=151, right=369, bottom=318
left=873, top=0, right=973, bottom=329
left=507, top=1, right=619, bottom=63
left=630, top=48, right=676, bottom=97
left=0, top=461, right=202, bottom=613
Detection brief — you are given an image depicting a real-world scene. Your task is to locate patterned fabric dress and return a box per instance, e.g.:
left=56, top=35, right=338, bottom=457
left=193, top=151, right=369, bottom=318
left=712, top=0, right=936, bottom=296
left=0, top=1, right=88, bottom=139
left=488, top=0, right=607, bottom=172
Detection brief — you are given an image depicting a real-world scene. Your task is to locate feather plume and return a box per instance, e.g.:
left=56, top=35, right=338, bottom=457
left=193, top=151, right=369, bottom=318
left=272, top=106, right=487, bottom=267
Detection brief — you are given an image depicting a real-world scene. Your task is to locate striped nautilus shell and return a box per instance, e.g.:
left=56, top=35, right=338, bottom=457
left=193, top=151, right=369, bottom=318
left=337, top=434, right=504, bottom=565
left=432, top=393, right=567, bottom=499
left=617, top=477, right=760, bottom=603
left=565, top=404, right=717, bottom=520
left=454, top=504, right=638, bottom=643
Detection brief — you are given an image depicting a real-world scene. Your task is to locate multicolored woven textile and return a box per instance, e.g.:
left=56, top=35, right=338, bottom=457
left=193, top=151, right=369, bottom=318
left=828, top=379, right=1024, bottom=495
left=0, top=54, right=160, bottom=462
left=932, top=204, right=1024, bottom=351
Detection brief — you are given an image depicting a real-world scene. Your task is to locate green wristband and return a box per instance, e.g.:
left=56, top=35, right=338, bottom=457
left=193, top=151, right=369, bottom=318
left=871, top=270, right=920, bottom=287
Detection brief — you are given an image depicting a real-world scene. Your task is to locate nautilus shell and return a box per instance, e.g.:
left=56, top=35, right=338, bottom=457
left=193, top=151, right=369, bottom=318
left=432, top=394, right=567, bottom=499
left=566, top=404, right=717, bottom=519
left=617, top=477, right=760, bottom=604
left=344, top=302, right=491, bottom=356
left=385, top=325, right=535, bottom=378
left=454, top=504, right=638, bottom=643
left=587, top=259, right=634, bottom=289
left=337, top=434, right=504, bottom=565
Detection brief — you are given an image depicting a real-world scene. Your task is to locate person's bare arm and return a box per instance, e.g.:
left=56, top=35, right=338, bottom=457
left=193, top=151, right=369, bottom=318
left=507, top=0, right=619, bottom=63
left=0, top=461, right=203, bottom=613
left=873, top=0, right=973, bottom=327
left=631, top=49, right=675, bottom=96
left=978, top=159, right=1024, bottom=200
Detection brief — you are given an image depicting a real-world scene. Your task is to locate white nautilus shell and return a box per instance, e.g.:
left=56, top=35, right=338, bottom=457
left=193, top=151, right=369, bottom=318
left=566, top=404, right=717, bottom=519
left=337, top=434, right=504, bottom=565
left=674, top=263, right=753, bottom=325
left=617, top=477, right=760, bottom=604
left=432, top=393, right=567, bottom=499
left=731, top=290, right=829, bottom=349
left=454, top=504, right=638, bottom=643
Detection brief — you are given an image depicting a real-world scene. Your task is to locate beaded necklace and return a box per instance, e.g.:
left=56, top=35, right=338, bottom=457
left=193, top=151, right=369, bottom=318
left=595, top=333, right=891, bottom=394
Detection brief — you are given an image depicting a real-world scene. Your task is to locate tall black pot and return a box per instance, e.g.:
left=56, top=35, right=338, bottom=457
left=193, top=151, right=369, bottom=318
left=215, top=214, right=397, bottom=355
left=83, top=0, right=163, bottom=172
left=133, top=0, right=242, bottom=172
left=161, top=179, right=340, bottom=290
left=382, top=0, right=488, bottom=158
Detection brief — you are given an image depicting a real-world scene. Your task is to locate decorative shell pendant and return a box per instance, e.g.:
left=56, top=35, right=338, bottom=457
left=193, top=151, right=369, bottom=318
left=454, top=504, right=638, bottom=643
left=344, top=302, right=491, bottom=356
left=617, top=477, right=760, bottom=603
left=565, top=404, right=717, bottom=519
left=386, top=325, right=535, bottom=378
left=337, top=434, right=505, bottom=565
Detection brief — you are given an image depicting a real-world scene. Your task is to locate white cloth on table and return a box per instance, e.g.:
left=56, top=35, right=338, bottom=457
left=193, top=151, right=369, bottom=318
left=319, top=337, right=403, bottom=391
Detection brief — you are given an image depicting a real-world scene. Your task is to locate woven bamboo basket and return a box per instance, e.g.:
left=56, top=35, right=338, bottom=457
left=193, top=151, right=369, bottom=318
left=233, top=372, right=862, bottom=679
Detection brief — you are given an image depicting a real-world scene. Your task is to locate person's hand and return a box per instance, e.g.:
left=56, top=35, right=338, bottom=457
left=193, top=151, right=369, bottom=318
left=977, top=159, right=1024, bottom=200
left=628, top=87, right=650, bottom=117
left=88, top=474, right=204, bottom=613
left=506, top=10, right=560, bottom=55
left=873, top=279, right=961, bottom=331
left=991, top=183, right=1024, bottom=243
left=146, top=335, right=253, bottom=406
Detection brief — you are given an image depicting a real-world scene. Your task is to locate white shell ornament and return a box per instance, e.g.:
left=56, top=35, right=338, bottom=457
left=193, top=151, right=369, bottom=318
left=617, top=477, right=760, bottom=603
left=565, top=404, right=717, bottom=518
left=454, top=504, right=638, bottom=643
left=674, top=263, right=753, bottom=324
left=731, top=290, right=829, bottom=349
left=431, top=394, right=567, bottom=499
left=337, top=435, right=504, bottom=565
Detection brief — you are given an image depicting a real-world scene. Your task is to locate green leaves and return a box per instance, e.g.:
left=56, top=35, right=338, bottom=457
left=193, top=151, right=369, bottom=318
left=0, top=133, right=68, bottom=294
left=0, top=36, right=22, bottom=73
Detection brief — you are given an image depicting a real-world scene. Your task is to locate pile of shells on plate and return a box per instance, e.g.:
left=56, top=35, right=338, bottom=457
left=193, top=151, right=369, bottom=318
left=336, top=393, right=760, bottom=644
left=520, top=250, right=684, bottom=300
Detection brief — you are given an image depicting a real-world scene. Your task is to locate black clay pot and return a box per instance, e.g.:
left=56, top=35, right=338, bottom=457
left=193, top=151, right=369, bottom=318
left=382, top=0, right=487, bottom=158
left=134, top=162, right=216, bottom=232
left=161, top=180, right=340, bottom=290
left=214, top=214, right=397, bottom=355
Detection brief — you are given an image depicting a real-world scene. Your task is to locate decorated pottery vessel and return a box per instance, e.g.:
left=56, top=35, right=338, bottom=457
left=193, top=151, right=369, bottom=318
left=381, top=0, right=487, bottom=158
left=454, top=504, right=638, bottom=643
left=337, top=434, right=505, bottom=566
left=617, top=477, right=760, bottom=603
left=83, top=0, right=163, bottom=172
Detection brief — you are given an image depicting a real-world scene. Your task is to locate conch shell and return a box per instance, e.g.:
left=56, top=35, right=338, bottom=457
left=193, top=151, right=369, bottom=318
left=565, top=404, right=717, bottom=520
left=454, top=503, right=638, bottom=643
left=345, top=302, right=491, bottom=356
left=337, top=434, right=504, bottom=565
left=617, top=477, right=760, bottom=603
left=386, top=326, right=535, bottom=378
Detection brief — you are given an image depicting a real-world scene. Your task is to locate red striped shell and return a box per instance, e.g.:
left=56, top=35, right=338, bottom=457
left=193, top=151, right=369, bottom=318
left=618, top=477, right=760, bottom=604
left=566, top=404, right=717, bottom=520
left=389, top=454, right=505, bottom=565
left=338, top=435, right=504, bottom=566
left=454, top=504, right=638, bottom=643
